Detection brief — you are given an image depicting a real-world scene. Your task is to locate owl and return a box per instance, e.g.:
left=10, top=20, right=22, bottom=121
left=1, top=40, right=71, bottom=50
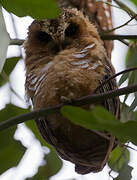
left=24, top=8, right=120, bottom=174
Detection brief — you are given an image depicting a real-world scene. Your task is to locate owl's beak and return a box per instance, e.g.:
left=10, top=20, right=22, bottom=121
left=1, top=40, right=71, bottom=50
left=54, top=34, right=64, bottom=50
left=58, top=41, right=63, bottom=50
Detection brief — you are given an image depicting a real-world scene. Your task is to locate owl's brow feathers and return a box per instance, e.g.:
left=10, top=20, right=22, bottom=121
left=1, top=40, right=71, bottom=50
left=28, top=8, right=99, bottom=43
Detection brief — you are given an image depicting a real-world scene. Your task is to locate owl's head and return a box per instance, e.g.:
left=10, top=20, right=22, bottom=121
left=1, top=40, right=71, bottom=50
left=24, top=8, right=102, bottom=60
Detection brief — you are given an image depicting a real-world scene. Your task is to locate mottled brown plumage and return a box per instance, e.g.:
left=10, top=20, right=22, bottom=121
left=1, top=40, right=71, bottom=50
left=57, top=0, right=114, bottom=60
left=24, top=8, right=120, bottom=174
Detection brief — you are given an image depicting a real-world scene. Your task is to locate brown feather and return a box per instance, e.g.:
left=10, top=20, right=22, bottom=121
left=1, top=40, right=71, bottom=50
left=24, top=8, right=120, bottom=174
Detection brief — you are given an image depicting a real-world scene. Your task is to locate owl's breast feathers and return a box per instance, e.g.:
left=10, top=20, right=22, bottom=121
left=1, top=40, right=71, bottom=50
left=26, top=39, right=107, bottom=106
left=25, top=41, right=119, bottom=174
left=25, top=8, right=120, bottom=174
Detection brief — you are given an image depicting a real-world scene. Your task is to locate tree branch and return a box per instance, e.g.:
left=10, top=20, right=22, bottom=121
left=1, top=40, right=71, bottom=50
left=101, top=34, right=137, bottom=40
left=0, top=83, right=137, bottom=131
left=103, top=15, right=137, bottom=33
left=94, top=67, right=137, bottom=93
left=10, top=34, right=137, bottom=47
left=10, top=38, right=24, bottom=45
left=118, top=39, right=130, bottom=46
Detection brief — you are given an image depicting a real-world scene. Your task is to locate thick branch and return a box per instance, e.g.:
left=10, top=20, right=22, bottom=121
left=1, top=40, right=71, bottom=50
left=10, top=34, right=137, bottom=47
left=0, top=83, right=137, bottom=131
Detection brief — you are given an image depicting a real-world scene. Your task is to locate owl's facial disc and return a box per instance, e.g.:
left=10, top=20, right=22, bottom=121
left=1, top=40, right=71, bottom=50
left=27, top=10, right=82, bottom=55
left=35, top=30, right=59, bottom=54
left=65, top=22, right=79, bottom=37
left=61, top=22, right=79, bottom=49
left=36, top=31, right=52, bottom=43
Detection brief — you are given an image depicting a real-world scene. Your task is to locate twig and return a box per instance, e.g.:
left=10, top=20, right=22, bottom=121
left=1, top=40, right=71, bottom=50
left=0, top=83, right=137, bottom=131
left=113, top=0, right=137, bottom=21
left=118, top=39, right=130, bottom=46
left=10, top=85, right=25, bottom=103
left=94, top=67, right=137, bottom=93
left=1, top=71, right=24, bottom=102
left=123, top=144, right=137, bottom=152
left=103, top=15, right=137, bottom=33
left=101, top=34, right=137, bottom=40
left=10, top=38, right=24, bottom=45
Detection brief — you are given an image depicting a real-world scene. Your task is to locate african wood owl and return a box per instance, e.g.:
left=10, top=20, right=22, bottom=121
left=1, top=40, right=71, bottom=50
left=24, top=8, right=120, bottom=174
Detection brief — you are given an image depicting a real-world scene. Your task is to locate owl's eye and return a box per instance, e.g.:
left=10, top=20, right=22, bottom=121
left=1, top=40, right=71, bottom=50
left=65, top=23, right=79, bottom=37
left=37, top=31, right=52, bottom=43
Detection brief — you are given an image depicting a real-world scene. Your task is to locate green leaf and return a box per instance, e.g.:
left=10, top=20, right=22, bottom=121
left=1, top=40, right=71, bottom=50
left=118, top=72, right=129, bottom=86
left=26, top=120, right=62, bottom=179
left=27, top=149, right=62, bottom=180
left=61, top=105, right=137, bottom=145
left=0, top=6, right=10, bottom=73
left=129, top=97, right=137, bottom=111
left=108, top=146, right=130, bottom=172
left=114, top=165, right=133, bottom=180
left=130, top=0, right=137, bottom=7
left=126, top=44, right=137, bottom=67
left=0, top=0, right=60, bottom=19
left=125, top=46, right=137, bottom=109
left=44, top=149, right=62, bottom=178
left=0, top=104, right=27, bottom=174
left=62, top=106, right=104, bottom=131
left=121, top=103, right=137, bottom=122
left=26, top=120, right=52, bottom=149
left=126, top=47, right=137, bottom=87
left=0, top=56, right=21, bottom=87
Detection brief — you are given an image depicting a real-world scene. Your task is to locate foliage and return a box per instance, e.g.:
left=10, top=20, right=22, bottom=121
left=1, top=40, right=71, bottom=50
left=0, top=104, right=63, bottom=178
left=0, top=0, right=60, bottom=19
left=0, top=56, right=21, bottom=86
left=0, top=0, right=137, bottom=180
left=0, top=104, right=26, bottom=174
left=130, top=0, right=137, bottom=6
left=114, top=165, right=133, bottom=180
left=108, top=146, right=130, bottom=172
left=61, top=106, right=137, bottom=145
left=119, top=44, right=137, bottom=110
left=27, top=150, right=62, bottom=180
left=108, top=146, right=133, bottom=180
left=26, top=120, right=63, bottom=179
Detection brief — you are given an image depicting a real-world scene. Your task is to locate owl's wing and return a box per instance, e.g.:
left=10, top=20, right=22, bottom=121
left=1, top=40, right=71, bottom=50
left=97, top=59, right=120, bottom=118
left=35, top=117, right=57, bottom=146
left=35, top=58, right=120, bottom=174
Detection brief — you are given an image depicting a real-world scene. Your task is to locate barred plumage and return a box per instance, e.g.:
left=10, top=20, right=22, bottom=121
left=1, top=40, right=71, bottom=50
left=24, top=8, right=120, bottom=174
